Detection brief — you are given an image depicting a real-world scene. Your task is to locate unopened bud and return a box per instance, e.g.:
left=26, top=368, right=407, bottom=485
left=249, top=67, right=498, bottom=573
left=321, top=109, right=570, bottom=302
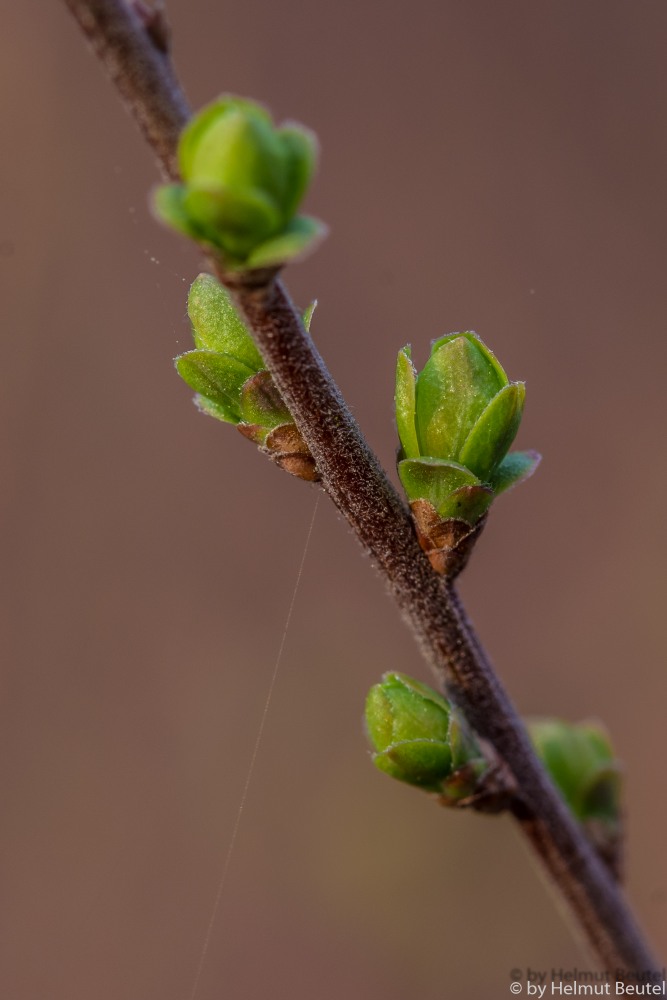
left=153, top=97, right=326, bottom=270
left=395, top=335, right=540, bottom=575
left=175, top=274, right=319, bottom=480
left=528, top=717, right=622, bottom=875
left=365, top=673, right=489, bottom=804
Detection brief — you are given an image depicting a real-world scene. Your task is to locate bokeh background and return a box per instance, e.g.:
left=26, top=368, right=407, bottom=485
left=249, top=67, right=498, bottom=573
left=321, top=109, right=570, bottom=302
left=2, top=2, right=666, bottom=997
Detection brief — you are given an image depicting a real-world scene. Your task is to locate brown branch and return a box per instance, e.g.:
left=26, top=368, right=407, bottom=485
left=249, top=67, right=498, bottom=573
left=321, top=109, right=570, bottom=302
left=61, top=0, right=660, bottom=977
left=63, top=0, right=188, bottom=178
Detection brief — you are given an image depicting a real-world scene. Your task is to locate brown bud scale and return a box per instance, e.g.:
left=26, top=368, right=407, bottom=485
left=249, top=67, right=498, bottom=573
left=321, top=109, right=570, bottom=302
left=410, top=499, right=487, bottom=578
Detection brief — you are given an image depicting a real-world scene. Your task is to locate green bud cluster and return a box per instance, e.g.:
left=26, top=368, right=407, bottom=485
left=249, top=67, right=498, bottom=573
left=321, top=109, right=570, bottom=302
left=365, top=676, right=622, bottom=863
left=395, top=334, right=540, bottom=574
left=154, top=96, right=326, bottom=270
left=364, top=673, right=489, bottom=805
left=528, top=717, right=622, bottom=873
left=175, top=274, right=318, bottom=481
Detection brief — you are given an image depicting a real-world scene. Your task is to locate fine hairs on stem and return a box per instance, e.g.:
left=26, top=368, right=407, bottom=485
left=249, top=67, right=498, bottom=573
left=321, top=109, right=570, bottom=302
left=62, top=0, right=659, bottom=977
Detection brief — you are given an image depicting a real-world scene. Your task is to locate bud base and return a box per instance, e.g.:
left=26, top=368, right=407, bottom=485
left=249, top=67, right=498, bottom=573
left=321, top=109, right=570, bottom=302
left=237, top=422, right=320, bottom=482
left=410, top=499, right=487, bottom=578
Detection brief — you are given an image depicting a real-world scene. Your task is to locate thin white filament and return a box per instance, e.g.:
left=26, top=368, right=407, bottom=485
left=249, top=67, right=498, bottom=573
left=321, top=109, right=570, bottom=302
left=186, top=493, right=320, bottom=1000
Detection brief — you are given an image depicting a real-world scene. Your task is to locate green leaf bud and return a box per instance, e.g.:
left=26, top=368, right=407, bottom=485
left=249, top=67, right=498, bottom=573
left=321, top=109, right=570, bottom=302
left=175, top=274, right=319, bottom=481
left=395, top=332, right=539, bottom=575
left=528, top=718, right=622, bottom=874
left=153, top=96, right=326, bottom=270
left=528, top=718, right=620, bottom=824
left=365, top=673, right=489, bottom=803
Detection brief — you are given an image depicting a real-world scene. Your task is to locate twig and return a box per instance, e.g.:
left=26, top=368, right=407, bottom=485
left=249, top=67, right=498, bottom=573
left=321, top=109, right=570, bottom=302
left=63, top=0, right=188, bottom=178
left=61, top=0, right=660, bottom=976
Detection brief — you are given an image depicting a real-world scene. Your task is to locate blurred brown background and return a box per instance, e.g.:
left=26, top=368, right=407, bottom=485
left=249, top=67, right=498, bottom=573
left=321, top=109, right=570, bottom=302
left=1, top=1, right=666, bottom=997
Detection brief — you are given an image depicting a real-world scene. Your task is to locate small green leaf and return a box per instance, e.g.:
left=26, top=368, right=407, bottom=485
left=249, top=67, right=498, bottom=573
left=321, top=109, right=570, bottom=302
left=490, top=450, right=541, bottom=494
left=415, top=334, right=507, bottom=460
left=194, top=393, right=238, bottom=424
left=152, top=184, right=204, bottom=241
left=187, top=275, right=263, bottom=370
left=365, top=673, right=451, bottom=748
left=244, top=216, right=327, bottom=268
left=178, top=97, right=272, bottom=181
left=239, top=371, right=291, bottom=429
left=430, top=331, right=509, bottom=388
left=443, top=484, right=495, bottom=523
left=179, top=99, right=228, bottom=181
left=373, top=740, right=452, bottom=791
left=184, top=103, right=286, bottom=201
left=459, top=382, right=525, bottom=479
left=395, top=347, right=420, bottom=459
left=175, top=350, right=255, bottom=421
left=398, top=458, right=480, bottom=516
left=278, top=124, right=319, bottom=221
left=183, top=184, right=280, bottom=257
left=302, top=300, right=317, bottom=332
